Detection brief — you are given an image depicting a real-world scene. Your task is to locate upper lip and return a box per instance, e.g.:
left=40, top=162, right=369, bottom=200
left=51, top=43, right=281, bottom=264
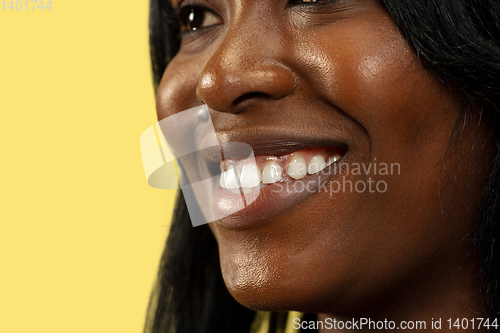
left=201, top=127, right=351, bottom=163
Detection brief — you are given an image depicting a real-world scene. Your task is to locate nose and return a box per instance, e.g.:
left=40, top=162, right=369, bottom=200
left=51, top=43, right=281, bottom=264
left=196, top=21, right=297, bottom=113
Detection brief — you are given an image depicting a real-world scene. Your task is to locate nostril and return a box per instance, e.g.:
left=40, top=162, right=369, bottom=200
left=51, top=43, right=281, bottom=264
left=232, top=92, right=268, bottom=107
left=196, top=62, right=297, bottom=113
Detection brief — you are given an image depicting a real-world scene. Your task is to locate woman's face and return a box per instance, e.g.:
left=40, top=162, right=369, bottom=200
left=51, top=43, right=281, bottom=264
left=157, top=0, right=494, bottom=316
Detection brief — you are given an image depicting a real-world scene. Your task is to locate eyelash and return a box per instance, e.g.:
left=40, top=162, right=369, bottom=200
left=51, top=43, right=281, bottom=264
left=290, top=0, right=327, bottom=5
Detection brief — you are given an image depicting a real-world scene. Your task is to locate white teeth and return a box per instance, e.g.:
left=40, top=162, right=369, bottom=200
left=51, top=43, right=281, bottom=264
left=287, top=154, right=307, bottom=180
left=223, top=165, right=240, bottom=189
left=308, top=155, right=326, bottom=174
left=262, top=161, right=282, bottom=184
left=240, top=163, right=261, bottom=188
left=219, top=170, right=226, bottom=188
left=220, top=152, right=343, bottom=190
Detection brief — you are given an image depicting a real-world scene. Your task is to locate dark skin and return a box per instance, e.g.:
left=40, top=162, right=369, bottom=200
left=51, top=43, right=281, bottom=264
left=156, top=0, right=496, bottom=331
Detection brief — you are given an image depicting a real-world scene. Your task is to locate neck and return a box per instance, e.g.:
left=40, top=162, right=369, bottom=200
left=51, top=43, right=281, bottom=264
left=316, top=259, right=486, bottom=332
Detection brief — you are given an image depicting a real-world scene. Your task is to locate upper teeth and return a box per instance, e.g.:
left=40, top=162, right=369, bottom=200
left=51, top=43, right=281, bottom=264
left=240, top=163, right=261, bottom=187
left=262, top=161, right=282, bottom=184
left=219, top=153, right=342, bottom=190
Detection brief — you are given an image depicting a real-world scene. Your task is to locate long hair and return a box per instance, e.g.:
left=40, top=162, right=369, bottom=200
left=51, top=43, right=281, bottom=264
left=145, top=1, right=500, bottom=332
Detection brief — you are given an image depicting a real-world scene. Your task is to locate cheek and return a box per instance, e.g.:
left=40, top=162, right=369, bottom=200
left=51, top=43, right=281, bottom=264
left=156, top=57, right=202, bottom=120
left=296, top=19, right=464, bottom=178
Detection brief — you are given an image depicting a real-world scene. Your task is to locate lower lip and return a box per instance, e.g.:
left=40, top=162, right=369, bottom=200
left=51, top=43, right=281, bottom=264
left=211, top=164, right=339, bottom=229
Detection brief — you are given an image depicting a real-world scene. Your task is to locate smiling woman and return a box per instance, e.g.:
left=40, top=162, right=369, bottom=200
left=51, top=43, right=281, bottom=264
left=145, top=0, right=500, bottom=332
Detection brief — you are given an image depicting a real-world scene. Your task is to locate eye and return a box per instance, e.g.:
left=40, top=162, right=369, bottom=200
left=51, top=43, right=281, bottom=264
left=178, top=4, right=223, bottom=32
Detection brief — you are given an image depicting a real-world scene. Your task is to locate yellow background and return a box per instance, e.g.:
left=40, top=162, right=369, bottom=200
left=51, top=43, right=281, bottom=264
left=0, top=1, right=177, bottom=332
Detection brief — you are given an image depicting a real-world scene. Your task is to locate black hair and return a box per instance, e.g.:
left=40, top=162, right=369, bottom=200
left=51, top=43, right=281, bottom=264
left=144, top=1, right=500, bottom=332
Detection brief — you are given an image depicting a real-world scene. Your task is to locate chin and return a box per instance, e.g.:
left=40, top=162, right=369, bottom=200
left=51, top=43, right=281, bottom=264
left=217, top=238, right=351, bottom=314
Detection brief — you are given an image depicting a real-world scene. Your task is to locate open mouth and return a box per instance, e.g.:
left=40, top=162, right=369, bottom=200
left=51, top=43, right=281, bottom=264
left=219, top=146, right=347, bottom=194
left=210, top=141, right=349, bottom=228
left=145, top=105, right=357, bottom=227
